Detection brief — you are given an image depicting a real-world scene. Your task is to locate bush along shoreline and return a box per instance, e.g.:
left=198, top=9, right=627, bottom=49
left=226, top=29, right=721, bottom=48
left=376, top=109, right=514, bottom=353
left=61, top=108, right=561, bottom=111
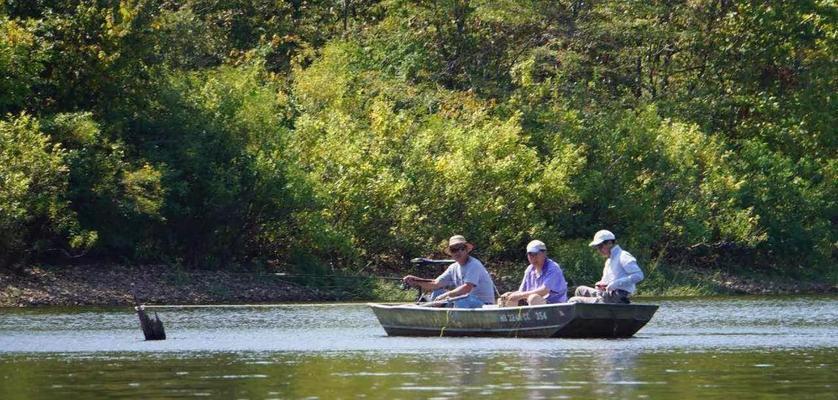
left=1, top=2, right=835, bottom=285
left=1, top=262, right=835, bottom=307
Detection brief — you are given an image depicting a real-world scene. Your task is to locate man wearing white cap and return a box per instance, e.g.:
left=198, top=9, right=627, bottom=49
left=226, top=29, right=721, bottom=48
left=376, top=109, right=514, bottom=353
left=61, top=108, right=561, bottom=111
left=402, top=235, right=496, bottom=308
left=497, top=240, right=567, bottom=307
left=568, top=230, right=644, bottom=304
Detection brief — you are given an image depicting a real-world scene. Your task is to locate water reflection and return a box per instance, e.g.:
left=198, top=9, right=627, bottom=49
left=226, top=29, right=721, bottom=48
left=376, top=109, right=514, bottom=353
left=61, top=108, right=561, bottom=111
left=589, top=349, right=642, bottom=397
left=0, top=296, right=836, bottom=399
left=515, top=352, right=575, bottom=399
left=375, top=350, right=644, bottom=399
left=0, top=348, right=836, bottom=399
left=2, top=296, right=837, bottom=354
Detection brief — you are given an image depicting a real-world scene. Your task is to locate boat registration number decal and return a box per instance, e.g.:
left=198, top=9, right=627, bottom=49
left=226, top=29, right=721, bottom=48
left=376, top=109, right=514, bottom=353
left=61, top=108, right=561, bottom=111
left=498, top=311, right=548, bottom=322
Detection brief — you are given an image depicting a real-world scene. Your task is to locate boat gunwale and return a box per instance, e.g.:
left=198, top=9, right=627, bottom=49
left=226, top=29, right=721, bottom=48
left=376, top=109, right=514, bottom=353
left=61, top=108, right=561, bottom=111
left=367, top=302, right=659, bottom=313
left=378, top=323, right=568, bottom=334
left=368, top=302, right=659, bottom=338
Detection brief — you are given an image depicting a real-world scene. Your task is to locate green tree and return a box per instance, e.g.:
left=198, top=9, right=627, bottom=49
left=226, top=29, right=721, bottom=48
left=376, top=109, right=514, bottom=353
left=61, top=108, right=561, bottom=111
left=0, top=16, right=45, bottom=115
left=42, top=112, right=164, bottom=260
left=125, top=60, right=299, bottom=266
left=0, top=114, right=95, bottom=271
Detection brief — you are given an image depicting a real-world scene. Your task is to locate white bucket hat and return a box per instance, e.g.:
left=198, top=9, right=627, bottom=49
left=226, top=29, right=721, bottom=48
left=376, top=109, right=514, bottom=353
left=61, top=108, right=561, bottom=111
left=589, top=230, right=616, bottom=247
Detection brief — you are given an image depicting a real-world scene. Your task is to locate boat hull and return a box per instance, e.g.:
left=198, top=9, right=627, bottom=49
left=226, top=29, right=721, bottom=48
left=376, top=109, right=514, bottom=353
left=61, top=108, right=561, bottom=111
left=368, top=302, right=658, bottom=338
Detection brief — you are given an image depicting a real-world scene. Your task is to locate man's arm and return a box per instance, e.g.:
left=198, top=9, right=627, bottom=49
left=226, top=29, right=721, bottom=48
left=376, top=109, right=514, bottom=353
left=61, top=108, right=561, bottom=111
left=595, top=264, right=609, bottom=289
left=436, top=283, right=474, bottom=300
left=403, top=275, right=443, bottom=292
left=606, top=260, right=644, bottom=292
left=530, top=285, right=550, bottom=297
left=504, top=285, right=549, bottom=302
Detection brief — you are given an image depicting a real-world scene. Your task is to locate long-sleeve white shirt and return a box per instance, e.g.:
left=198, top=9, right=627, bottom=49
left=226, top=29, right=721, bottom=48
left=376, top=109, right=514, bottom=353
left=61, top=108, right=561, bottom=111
left=601, top=245, right=644, bottom=294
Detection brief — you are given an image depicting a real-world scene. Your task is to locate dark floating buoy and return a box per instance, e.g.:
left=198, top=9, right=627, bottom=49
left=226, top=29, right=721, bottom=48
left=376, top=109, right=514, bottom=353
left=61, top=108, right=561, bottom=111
left=133, top=291, right=166, bottom=340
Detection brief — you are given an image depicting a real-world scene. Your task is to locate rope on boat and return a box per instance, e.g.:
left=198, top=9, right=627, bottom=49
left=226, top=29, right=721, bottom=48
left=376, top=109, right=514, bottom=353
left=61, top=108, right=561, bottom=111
left=440, top=308, right=452, bottom=337
left=515, top=307, right=525, bottom=339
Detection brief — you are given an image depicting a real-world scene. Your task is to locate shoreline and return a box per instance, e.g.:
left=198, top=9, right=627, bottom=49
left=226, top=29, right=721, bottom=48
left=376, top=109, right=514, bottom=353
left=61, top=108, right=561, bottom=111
left=0, top=264, right=323, bottom=307
left=1, top=264, right=835, bottom=307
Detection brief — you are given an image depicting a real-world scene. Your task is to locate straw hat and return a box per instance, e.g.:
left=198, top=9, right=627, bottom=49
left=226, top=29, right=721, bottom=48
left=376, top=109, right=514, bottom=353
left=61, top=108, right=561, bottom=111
left=445, top=235, right=475, bottom=255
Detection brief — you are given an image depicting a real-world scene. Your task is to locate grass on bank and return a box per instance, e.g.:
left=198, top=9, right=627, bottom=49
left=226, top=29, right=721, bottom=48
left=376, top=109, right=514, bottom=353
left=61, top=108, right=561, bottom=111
left=274, top=239, right=836, bottom=301
left=4, top=255, right=832, bottom=306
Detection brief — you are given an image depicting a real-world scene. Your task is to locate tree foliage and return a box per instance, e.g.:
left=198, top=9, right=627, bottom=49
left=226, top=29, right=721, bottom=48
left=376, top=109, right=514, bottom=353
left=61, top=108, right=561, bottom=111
left=0, top=0, right=834, bottom=276
left=0, top=114, right=95, bottom=270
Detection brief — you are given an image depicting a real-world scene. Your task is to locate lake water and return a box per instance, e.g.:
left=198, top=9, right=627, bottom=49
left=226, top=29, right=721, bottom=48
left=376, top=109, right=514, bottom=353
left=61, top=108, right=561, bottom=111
left=1, top=296, right=836, bottom=399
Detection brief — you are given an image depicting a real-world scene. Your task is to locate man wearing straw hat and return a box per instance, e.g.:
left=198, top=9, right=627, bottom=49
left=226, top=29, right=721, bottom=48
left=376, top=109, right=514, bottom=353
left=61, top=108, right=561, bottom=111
left=402, top=235, right=496, bottom=308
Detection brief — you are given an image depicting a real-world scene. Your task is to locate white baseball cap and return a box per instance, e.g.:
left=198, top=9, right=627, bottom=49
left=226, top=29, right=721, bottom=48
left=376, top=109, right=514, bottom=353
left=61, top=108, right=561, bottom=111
left=526, top=240, right=546, bottom=253
left=589, top=230, right=616, bottom=247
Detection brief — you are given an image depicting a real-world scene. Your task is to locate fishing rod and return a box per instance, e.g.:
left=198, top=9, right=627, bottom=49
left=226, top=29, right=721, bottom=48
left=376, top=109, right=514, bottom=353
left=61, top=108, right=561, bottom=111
left=270, top=257, right=457, bottom=299
left=410, top=258, right=455, bottom=266
left=270, top=258, right=454, bottom=282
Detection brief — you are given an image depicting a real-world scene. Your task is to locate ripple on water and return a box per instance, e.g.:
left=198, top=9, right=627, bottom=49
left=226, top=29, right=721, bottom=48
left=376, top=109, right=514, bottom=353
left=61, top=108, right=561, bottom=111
left=0, top=296, right=835, bottom=355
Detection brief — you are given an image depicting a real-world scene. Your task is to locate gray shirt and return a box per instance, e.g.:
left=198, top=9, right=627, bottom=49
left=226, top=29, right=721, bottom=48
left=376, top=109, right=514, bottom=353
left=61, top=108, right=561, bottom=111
left=436, top=256, right=496, bottom=304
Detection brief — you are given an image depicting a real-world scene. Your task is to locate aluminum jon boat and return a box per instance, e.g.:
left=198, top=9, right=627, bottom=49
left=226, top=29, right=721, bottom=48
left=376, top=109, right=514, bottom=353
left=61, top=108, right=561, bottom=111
left=368, top=302, right=658, bottom=338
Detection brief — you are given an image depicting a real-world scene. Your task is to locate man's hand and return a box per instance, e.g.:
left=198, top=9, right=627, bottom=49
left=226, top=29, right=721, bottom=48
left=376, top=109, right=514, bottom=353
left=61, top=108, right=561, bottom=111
left=403, top=275, right=418, bottom=286
left=498, top=292, right=511, bottom=303
left=500, top=291, right=521, bottom=305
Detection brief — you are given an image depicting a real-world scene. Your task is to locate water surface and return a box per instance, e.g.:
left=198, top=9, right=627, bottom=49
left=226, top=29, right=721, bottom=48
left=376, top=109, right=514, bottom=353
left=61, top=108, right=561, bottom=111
left=1, top=296, right=835, bottom=399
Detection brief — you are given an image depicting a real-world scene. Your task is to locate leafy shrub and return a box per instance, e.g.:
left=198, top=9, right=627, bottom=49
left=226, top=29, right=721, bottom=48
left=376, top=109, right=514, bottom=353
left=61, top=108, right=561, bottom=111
left=0, top=16, right=44, bottom=114
left=41, top=112, right=164, bottom=260
left=732, top=140, right=834, bottom=272
left=291, top=42, right=549, bottom=266
left=0, top=1, right=833, bottom=280
left=124, top=60, right=299, bottom=266
left=0, top=114, right=94, bottom=270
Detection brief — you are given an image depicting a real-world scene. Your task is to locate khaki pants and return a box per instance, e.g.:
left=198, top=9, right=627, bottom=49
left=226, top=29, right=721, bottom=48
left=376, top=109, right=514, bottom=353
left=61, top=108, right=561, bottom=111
left=497, top=294, right=547, bottom=307
left=567, top=286, right=630, bottom=304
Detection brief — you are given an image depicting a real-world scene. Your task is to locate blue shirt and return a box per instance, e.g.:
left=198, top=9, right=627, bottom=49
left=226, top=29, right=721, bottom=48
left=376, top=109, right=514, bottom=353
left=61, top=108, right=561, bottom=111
left=518, top=258, right=567, bottom=303
left=436, top=256, right=496, bottom=304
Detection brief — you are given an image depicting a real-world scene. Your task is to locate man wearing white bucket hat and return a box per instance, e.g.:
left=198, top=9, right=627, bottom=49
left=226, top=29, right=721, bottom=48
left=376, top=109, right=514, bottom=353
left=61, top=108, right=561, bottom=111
left=497, top=240, right=567, bottom=307
left=568, top=230, right=644, bottom=304
left=402, top=235, right=496, bottom=308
